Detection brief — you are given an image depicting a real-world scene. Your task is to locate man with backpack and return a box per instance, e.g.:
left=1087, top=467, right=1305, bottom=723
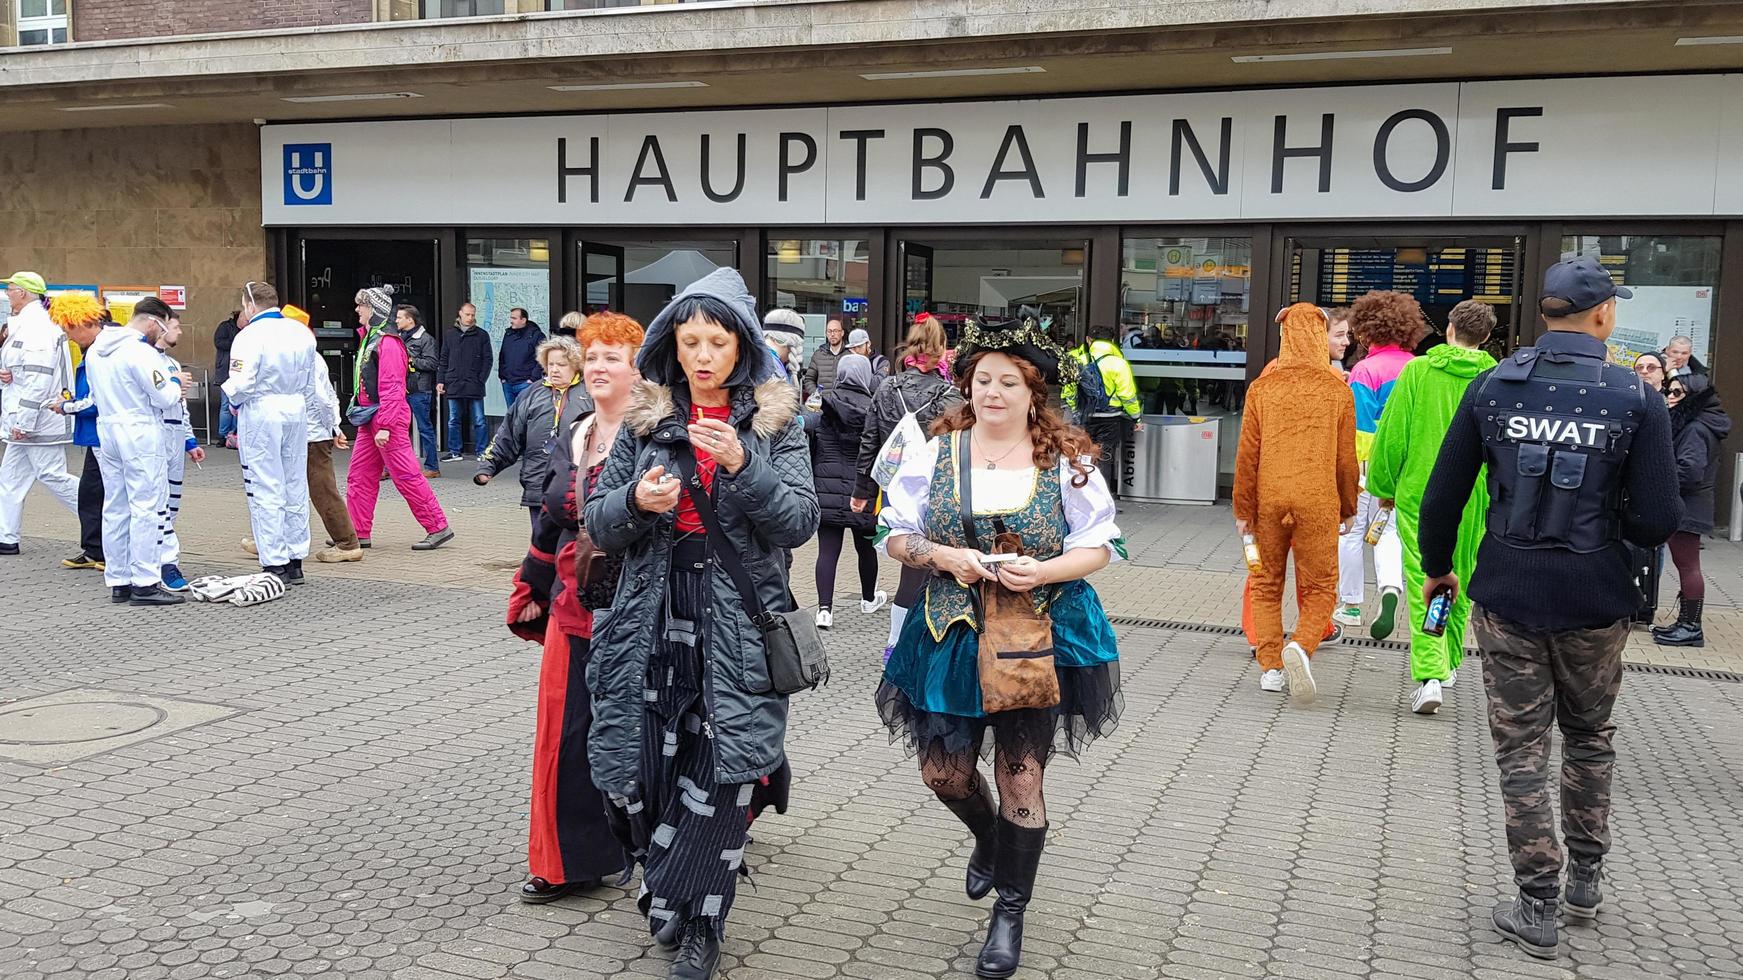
left=1066, top=324, right=1143, bottom=497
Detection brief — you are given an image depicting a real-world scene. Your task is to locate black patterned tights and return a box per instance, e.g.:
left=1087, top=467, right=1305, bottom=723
left=920, top=748, right=1047, bottom=828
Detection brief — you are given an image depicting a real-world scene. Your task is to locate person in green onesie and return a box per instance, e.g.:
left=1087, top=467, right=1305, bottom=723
left=1367, top=300, right=1498, bottom=716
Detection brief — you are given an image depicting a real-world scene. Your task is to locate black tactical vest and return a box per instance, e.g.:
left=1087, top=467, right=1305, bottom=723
left=1474, top=338, right=1647, bottom=553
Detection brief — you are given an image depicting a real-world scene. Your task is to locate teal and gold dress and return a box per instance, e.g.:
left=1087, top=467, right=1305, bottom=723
left=875, top=434, right=1124, bottom=764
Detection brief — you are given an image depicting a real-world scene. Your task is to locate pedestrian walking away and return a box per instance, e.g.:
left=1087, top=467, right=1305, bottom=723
left=1654, top=373, right=1728, bottom=648
left=224, top=281, right=321, bottom=585
left=0, top=271, right=80, bottom=557
left=85, top=308, right=186, bottom=605
left=584, top=268, right=817, bottom=980
left=499, top=306, right=545, bottom=408
left=477, top=335, right=591, bottom=529
left=439, top=302, right=492, bottom=459
left=346, top=292, right=453, bottom=552
left=1064, top=323, right=1143, bottom=497
left=1233, top=303, right=1359, bottom=702
left=1418, top=255, right=1682, bottom=961
left=47, top=293, right=108, bottom=571
left=402, top=305, right=441, bottom=476
left=145, top=298, right=206, bottom=592
left=504, top=311, right=643, bottom=906
left=1338, top=290, right=1417, bottom=638
left=876, top=313, right=1124, bottom=980
left=1365, top=300, right=1498, bottom=716
left=808, top=352, right=885, bottom=630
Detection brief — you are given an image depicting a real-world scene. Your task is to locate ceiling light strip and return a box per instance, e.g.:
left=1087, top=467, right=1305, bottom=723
left=861, top=66, right=1046, bottom=81
left=548, top=81, right=709, bottom=92
left=1232, top=47, right=1453, bottom=64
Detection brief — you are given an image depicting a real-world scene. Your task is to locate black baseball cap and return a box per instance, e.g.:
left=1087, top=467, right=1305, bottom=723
left=1539, top=255, right=1632, bottom=317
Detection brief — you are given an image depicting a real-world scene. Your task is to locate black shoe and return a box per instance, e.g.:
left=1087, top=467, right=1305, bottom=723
left=975, top=819, right=1047, bottom=979
left=941, top=775, right=998, bottom=901
left=1565, top=860, right=1603, bottom=921
left=1653, top=598, right=1704, bottom=647
left=265, top=564, right=294, bottom=585
left=1492, top=891, right=1559, bottom=960
left=669, top=920, right=720, bottom=980
left=518, top=877, right=578, bottom=904
left=0, top=542, right=18, bottom=556
left=129, top=584, right=186, bottom=606
left=287, top=559, right=305, bottom=585
left=111, top=585, right=133, bottom=603
left=653, top=915, right=683, bottom=951
left=441, top=452, right=463, bottom=462
left=411, top=527, right=454, bottom=551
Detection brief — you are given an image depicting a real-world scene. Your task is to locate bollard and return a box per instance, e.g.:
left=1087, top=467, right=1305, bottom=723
left=1732, top=453, right=1743, bottom=542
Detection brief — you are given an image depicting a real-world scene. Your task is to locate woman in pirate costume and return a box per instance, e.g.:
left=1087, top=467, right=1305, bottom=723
left=876, top=312, right=1124, bottom=979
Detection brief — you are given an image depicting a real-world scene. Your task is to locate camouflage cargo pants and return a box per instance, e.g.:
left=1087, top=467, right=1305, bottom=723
left=1472, top=607, right=1627, bottom=896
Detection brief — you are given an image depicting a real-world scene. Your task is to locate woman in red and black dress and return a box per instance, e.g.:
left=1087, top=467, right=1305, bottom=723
left=506, top=311, right=644, bottom=902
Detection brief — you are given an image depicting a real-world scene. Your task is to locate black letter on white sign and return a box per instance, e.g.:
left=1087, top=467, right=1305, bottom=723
left=625, top=135, right=676, bottom=203
left=1076, top=121, right=1131, bottom=197
left=700, top=133, right=747, bottom=203
left=1493, top=107, right=1543, bottom=191
left=1272, top=114, right=1334, bottom=194
left=913, top=128, right=955, bottom=200
left=980, top=125, right=1043, bottom=199
left=1373, top=109, right=1450, bottom=193
left=838, top=129, right=886, bottom=201
left=779, top=132, right=817, bottom=202
left=1171, top=118, right=1232, bottom=196
left=557, top=136, right=599, bottom=205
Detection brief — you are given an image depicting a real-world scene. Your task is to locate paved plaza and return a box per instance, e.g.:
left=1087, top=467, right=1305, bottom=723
left=2, top=449, right=1742, bottom=979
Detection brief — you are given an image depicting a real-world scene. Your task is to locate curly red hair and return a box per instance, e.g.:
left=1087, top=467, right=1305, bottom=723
left=931, top=351, right=1097, bottom=487
left=1350, top=290, right=1427, bottom=350
left=578, top=311, right=645, bottom=351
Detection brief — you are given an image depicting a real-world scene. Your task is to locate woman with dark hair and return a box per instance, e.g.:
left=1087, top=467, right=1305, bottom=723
left=584, top=269, right=817, bottom=980
left=1633, top=351, right=1669, bottom=393
left=852, top=312, right=961, bottom=659
left=810, top=352, right=885, bottom=628
left=876, top=316, right=1123, bottom=979
left=1654, top=374, right=1730, bottom=647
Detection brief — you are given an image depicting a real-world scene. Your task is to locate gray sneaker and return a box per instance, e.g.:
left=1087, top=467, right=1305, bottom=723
left=1565, top=861, right=1603, bottom=920
left=1492, top=891, right=1559, bottom=960
left=412, top=528, right=455, bottom=551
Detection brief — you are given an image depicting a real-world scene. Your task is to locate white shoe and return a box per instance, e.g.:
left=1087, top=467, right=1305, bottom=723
left=1444, top=668, right=1458, bottom=688
left=1281, top=643, right=1316, bottom=704
left=1412, top=679, right=1444, bottom=715
left=1260, top=669, right=1285, bottom=693
left=860, top=590, right=889, bottom=615
left=816, top=609, right=833, bottom=630
left=1332, top=605, right=1363, bottom=627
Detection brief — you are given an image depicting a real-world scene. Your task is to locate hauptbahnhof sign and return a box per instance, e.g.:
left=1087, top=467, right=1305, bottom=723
left=261, top=74, right=1743, bottom=226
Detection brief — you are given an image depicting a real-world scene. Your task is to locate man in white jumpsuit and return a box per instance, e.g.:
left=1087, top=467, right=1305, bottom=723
left=140, top=297, right=205, bottom=591
left=0, top=271, right=80, bottom=557
left=86, top=310, right=185, bottom=605
left=223, top=281, right=320, bottom=585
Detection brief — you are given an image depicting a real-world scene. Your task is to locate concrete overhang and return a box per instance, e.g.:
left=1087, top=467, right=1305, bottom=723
left=2, top=0, right=1742, bottom=132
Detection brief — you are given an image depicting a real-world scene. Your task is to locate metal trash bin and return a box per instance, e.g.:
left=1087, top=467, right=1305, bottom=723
left=1123, top=414, right=1220, bottom=505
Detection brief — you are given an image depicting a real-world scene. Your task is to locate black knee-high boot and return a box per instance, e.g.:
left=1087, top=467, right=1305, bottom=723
left=975, top=819, right=1047, bottom=979
left=939, top=775, right=997, bottom=900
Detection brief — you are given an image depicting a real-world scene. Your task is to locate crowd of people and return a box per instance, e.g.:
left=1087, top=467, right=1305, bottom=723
left=0, top=253, right=1714, bottom=974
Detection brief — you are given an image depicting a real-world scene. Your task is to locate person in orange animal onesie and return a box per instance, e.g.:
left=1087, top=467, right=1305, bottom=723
left=1234, top=303, right=1359, bottom=704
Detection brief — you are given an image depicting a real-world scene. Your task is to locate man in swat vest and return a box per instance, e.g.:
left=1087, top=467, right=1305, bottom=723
left=1419, top=256, right=1681, bottom=961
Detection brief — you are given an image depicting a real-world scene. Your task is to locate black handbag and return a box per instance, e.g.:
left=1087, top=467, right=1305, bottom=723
left=672, top=449, right=828, bottom=696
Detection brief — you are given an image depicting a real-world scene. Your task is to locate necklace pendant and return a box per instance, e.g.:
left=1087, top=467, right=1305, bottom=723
left=986, top=461, right=997, bottom=470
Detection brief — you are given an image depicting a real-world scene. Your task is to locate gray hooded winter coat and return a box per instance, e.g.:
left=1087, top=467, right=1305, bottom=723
left=583, top=268, right=819, bottom=796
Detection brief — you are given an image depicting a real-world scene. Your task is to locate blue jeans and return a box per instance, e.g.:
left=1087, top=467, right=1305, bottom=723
left=217, top=389, right=237, bottom=442
left=503, top=380, right=532, bottom=408
left=407, top=391, right=438, bottom=471
left=445, top=397, right=487, bottom=455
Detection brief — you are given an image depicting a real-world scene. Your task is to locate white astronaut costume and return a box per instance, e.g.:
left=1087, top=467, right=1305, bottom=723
left=86, top=323, right=182, bottom=588
left=156, top=346, right=198, bottom=567
left=0, top=297, right=80, bottom=548
left=222, top=308, right=319, bottom=570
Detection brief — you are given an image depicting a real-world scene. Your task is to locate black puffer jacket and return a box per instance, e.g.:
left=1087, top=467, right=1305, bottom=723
left=477, top=382, right=594, bottom=506
left=812, top=379, right=875, bottom=530
left=1670, top=381, right=1731, bottom=535
left=853, top=365, right=962, bottom=500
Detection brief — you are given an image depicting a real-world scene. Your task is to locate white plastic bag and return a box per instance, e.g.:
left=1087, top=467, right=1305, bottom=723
left=872, top=407, right=926, bottom=490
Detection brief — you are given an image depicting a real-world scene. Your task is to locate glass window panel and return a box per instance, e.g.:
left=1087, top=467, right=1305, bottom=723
left=578, top=239, right=734, bottom=330
left=425, top=0, right=504, bottom=16
left=19, top=0, right=47, bottom=19
left=1120, top=236, right=1252, bottom=484
left=765, top=239, right=870, bottom=360
left=900, top=239, right=1086, bottom=350
left=465, top=237, right=551, bottom=417
left=1561, top=235, right=1721, bottom=370
left=17, top=28, right=49, bottom=45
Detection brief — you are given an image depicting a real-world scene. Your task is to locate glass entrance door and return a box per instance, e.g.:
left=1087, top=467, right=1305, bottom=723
left=575, top=239, right=736, bottom=328
left=580, top=242, right=625, bottom=315
left=895, top=237, right=1087, bottom=348
left=901, top=241, right=933, bottom=324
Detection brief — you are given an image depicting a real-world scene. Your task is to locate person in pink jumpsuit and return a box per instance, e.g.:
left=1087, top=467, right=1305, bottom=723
left=346, top=289, right=454, bottom=550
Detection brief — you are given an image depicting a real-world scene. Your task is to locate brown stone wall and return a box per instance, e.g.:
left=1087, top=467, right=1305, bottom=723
left=73, top=0, right=373, bottom=41
left=0, top=123, right=268, bottom=380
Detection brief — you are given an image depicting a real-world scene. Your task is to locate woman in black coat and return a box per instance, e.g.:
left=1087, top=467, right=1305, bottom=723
left=1655, top=373, right=1730, bottom=648
left=811, top=353, right=884, bottom=629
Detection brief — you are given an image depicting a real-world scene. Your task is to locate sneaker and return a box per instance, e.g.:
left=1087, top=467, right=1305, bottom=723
left=286, top=559, right=305, bottom=585
left=1333, top=605, right=1363, bottom=627
left=1371, top=588, right=1400, bottom=640
left=860, top=590, right=889, bottom=615
left=1445, top=668, right=1458, bottom=688
left=411, top=528, right=454, bottom=551
left=441, top=452, right=463, bottom=462
left=1411, top=679, right=1443, bottom=715
left=816, top=608, right=833, bottom=630
left=1281, top=643, right=1316, bottom=704
left=1259, top=669, right=1286, bottom=693
left=128, top=584, right=186, bottom=606
left=1565, top=861, right=1603, bottom=921
left=0, top=542, right=19, bottom=556
left=161, top=564, right=190, bottom=593
left=1492, top=891, right=1559, bottom=960
left=316, top=545, right=364, bottom=563
left=1322, top=623, right=1343, bottom=646
left=111, top=585, right=133, bottom=604
left=62, top=552, right=103, bottom=570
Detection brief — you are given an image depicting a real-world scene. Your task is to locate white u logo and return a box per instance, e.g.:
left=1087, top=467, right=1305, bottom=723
left=289, top=150, right=326, bottom=201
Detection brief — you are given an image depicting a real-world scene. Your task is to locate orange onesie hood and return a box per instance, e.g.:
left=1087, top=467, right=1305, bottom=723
left=1275, top=303, right=1330, bottom=369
